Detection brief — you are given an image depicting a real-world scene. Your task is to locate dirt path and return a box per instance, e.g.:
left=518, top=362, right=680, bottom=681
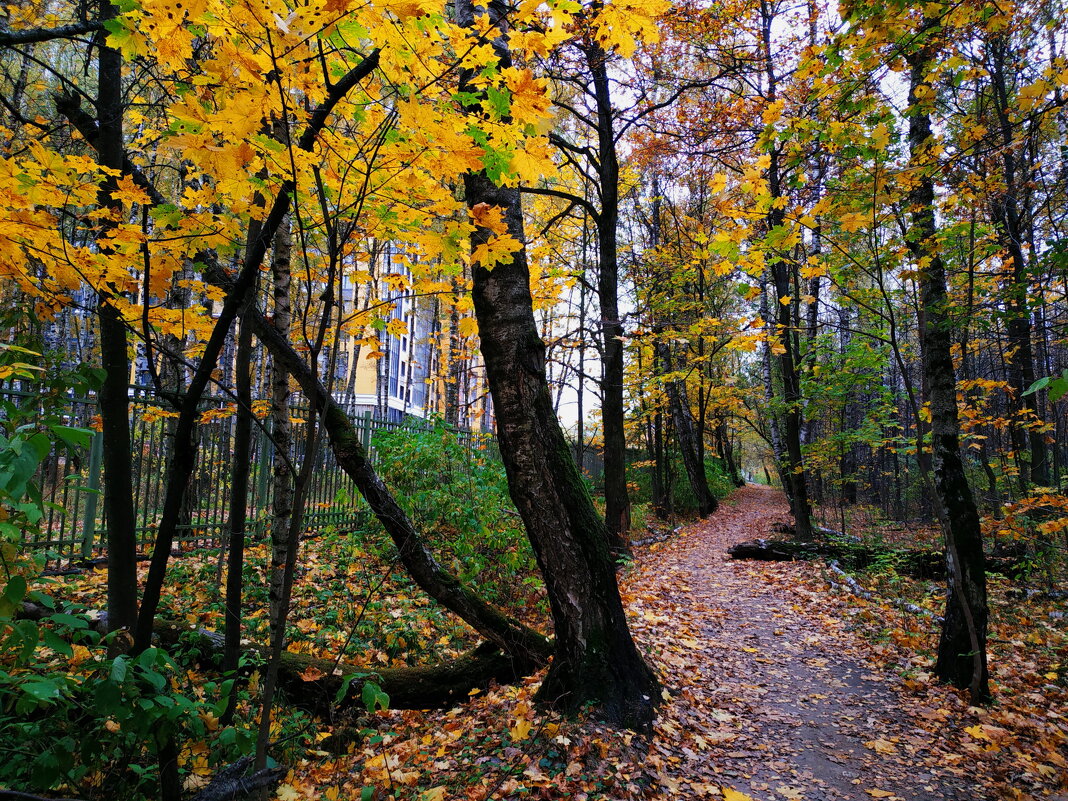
left=623, top=484, right=983, bottom=801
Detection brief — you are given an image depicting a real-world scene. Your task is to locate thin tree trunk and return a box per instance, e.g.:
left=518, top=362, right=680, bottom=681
left=761, top=0, right=812, bottom=540
left=586, top=42, right=631, bottom=556
left=96, top=0, right=138, bottom=640
left=269, top=215, right=293, bottom=623
left=658, top=340, right=715, bottom=516
left=220, top=308, right=253, bottom=726
left=987, top=34, right=1049, bottom=488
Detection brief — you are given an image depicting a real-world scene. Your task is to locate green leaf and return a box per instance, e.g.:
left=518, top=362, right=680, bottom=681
left=43, top=628, right=73, bottom=658
left=361, top=680, right=389, bottom=712
left=2, top=575, right=27, bottom=606
left=51, top=613, right=88, bottom=630
left=111, top=655, right=128, bottom=684
left=484, top=86, right=511, bottom=120
left=150, top=203, right=184, bottom=228
left=1049, top=376, right=1068, bottom=403
left=1023, top=376, right=1051, bottom=395
left=21, top=678, right=63, bottom=703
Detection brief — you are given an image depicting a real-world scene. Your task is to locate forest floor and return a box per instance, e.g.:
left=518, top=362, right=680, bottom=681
left=619, top=484, right=994, bottom=801
left=31, top=485, right=1068, bottom=800
left=271, top=483, right=1067, bottom=800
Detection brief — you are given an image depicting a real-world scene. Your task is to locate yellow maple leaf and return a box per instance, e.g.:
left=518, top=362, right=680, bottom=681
left=722, top=789, right=756, bottom=801
left=839, top=212, right=867, bottom=233
left=470, top=202, right=508, bottom=235
left=510, top=717, right=533, bottom=741
left=458, top=317, right=479, bottom=338
left=763, top=99, right=785, bottom=125
left=421, top=788, right=447, bottom=801
left=472, top=233, right=522, bottom=268
left=1017, top=80, right=1048, bottom=112
left=509, top=143, right=554, bottom=183
left=864, top=738, right=897, bottom=754
left=386, top=318, right=408, bottom=338
left=870, top=122, right=890, bottom=151
left=503, top=67, right=551, bottom=125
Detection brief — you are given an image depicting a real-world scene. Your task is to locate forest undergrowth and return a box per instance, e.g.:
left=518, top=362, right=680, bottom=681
left=14, top=484, right=1067, bottom=801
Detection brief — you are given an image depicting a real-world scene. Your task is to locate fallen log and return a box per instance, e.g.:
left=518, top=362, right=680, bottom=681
left=156, top=621, right=539, bottom=714
left=13, top=603, right=541, bottom=714
left=826, top=560, right=943, bottom=624
left=727, top=538, right=1026, bottom=580
left=189, top=756, right=284, bottom=801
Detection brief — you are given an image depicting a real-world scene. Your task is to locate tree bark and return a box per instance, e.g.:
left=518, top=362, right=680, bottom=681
left=587, top=42, right=632, bottom=556
left=987, top=33, right=1050, bottom=488
left=457, top=0, right=658, bottom=729
left=95, top=0, right=138, bottom=639
left=906, top=26, right=990, bottom=703
left=658, top=340, right=716, bottom=516
left=760, top=0, right=813, bottom=540
left=220, top=309, right=253, bottom=724
left=269, top=215, right=293, bottom=623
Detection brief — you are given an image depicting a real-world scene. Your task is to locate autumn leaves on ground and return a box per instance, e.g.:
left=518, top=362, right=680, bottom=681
left=112, top=485, right=1064, bottom=801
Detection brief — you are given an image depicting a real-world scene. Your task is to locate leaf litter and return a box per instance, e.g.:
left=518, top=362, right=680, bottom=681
left=35, top=485, right=1068, bottom=799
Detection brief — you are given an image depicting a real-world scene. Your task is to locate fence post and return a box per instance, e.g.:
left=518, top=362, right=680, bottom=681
left=256, top=419, right=272, bottom=516
left=80, top=432, right=104, bottom=559
left=362, top=410, right=372, bottom=451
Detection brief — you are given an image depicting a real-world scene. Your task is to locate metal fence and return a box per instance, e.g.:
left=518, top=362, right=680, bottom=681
left=10, top=386, right=496, bottom=562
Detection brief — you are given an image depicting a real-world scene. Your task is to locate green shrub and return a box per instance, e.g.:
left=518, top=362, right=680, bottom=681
left=370, top=418, right=540, bottom=609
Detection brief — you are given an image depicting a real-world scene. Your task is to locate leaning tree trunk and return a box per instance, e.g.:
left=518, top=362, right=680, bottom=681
left=906, top=25, right=990, bottom=703
left=457, top=0, right=658, bottom=729
left=58, top=61, right=550, bottom=675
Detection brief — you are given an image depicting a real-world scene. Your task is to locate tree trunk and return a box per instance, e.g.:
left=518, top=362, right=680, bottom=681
left=759, top=275, right=788, bottom=496
left=658, top=340, right=715, bottom=516
left=906, top=28, right=990, bottom=703
left=716, top=420, right=744, bottom=488
left=987, top=33, right=1050, bottom=489
left=457, top=0, right=658, bottom=729
left=760, top=0, right=813, bottom=540
left=269, top=215, right=293, bottom=623
left=95, top=0, right=138, bottom=639
left=220, top=308, right=253, bottom=725
left=587, top=42, right=631, bottom=556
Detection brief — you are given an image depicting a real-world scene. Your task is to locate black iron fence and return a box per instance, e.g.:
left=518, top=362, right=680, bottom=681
left=11, top=386, right=496, bottom=562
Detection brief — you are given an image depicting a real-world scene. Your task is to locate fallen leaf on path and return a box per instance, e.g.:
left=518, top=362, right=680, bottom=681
left=864, top=738, right=897, bottom=754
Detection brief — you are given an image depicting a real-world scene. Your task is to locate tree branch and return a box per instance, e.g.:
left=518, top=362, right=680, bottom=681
left=0, top=20, right=103, bottom=46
